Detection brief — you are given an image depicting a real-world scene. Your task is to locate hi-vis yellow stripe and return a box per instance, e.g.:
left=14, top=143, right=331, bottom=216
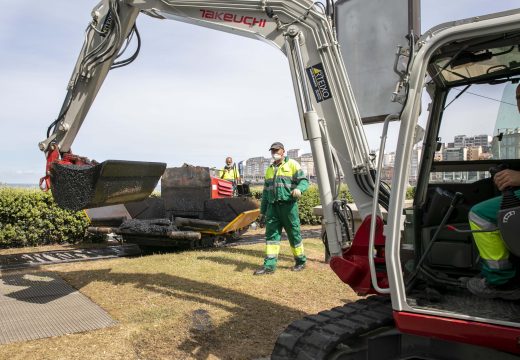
left=266, top=244, right=280, bottom=257
left=469, top=220, right=509, bottom=261
left=291, top=244, right=304, bottom=257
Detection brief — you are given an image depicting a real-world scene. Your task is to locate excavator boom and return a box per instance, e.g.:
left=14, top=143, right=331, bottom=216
left=39, top=0, right=381, bottom=257
left=37, top=1, right=520, bottom=358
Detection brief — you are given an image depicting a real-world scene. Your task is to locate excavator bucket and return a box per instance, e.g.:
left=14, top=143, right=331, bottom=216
left=50, top=160, right=166, bottom=211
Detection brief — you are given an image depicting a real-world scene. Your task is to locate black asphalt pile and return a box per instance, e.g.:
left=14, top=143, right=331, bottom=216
left=118, top=219, right=178, bottom=235
left=50, top=163, right=99, bottom=211
left=204, top=197, right=259, bottom=222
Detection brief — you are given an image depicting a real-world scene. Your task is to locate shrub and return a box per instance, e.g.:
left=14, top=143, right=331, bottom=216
left=250, top=187, right=263, bottom=200
left=406, top=186, right=416, bottom=200
left=0, top=188, right=89, bottom=248
left=250, top=184, right=352, bottom=225
left=296, top=186, right=322, bottom=225
left=252, top=182, right=415, bottom=224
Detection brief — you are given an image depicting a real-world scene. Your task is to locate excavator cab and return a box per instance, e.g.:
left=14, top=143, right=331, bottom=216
left=286, top=8, right=520, bottom=359
left=399, top=17, right=520, bottom=342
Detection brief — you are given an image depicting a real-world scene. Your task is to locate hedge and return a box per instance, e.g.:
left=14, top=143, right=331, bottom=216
left=0, top=188, right=89, bottom=248
left=251, top=184, right=414, bottom=225
left=251, top=184, right=353, bottom=225
left=0, top=185, right=416, bottom=247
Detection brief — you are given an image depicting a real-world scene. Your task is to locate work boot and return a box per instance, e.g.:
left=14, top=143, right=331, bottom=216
left=292, top=263, right=306, bottom=272
left=466, top=276, right=520, bottom=301
left=253, top=267, right=274, bottom=275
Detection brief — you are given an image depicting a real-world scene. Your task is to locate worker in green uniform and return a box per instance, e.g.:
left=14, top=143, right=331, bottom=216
left=466, top=84, right=520, bottom=300
left=254, top=142, right=309, bottom=275
left=467, top=168, right=520, bottom=300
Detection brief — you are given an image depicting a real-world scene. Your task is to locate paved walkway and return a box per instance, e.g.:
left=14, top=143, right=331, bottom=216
left=0, top=244, right=140, bottom=270
left=0, top=271, right=116, bottom=344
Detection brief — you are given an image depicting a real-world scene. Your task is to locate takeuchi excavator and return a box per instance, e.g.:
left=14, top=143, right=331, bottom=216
left=38, top=0, right=520, bottom=358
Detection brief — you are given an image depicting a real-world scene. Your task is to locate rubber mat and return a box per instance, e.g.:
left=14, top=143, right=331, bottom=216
left=0, top=272, right=116, bottom=344
left=408, top=288, right=520, bottom=323
left=0, top=244, right=141, bottom=270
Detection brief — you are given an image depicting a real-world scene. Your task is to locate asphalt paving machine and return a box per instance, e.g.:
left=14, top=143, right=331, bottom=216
left=85, top=164, right=259, bottom=249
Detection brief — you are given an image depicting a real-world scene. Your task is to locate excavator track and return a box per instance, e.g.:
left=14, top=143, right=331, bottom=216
left=272, top=296, right=393, bottom=360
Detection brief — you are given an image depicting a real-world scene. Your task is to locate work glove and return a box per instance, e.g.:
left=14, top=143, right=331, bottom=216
left=258, top=214, right=266, bottom=228
left=291, top=189, right=302, bottom=199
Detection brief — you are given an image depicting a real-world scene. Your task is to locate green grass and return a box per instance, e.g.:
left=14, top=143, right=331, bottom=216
left=0, top=227, right=359, bottom=360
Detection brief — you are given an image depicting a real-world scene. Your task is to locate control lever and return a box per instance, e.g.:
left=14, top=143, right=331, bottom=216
left=489, top=164, right=509, bottom=177
left=406, top=192, right=464, bottom=291
left=446, top=224, right=498, bottom=233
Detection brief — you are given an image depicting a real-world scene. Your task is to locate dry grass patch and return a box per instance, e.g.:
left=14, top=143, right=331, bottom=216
left=0, top=228, right=359, bottom=359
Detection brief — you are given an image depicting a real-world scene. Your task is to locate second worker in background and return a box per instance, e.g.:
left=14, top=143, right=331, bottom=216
left=254, top=142, right=309, bottom=275
left=219, top=157, right=241, bottom=185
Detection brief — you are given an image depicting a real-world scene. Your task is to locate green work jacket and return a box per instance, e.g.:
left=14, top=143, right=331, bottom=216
left=260, top=157, right=309, bottom=214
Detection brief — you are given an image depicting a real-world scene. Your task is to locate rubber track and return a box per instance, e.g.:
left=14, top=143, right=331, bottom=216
left=272, top=296, right=393, bottom=360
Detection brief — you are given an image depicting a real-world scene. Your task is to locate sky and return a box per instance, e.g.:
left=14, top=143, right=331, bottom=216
left=0, top=1, right=519, bottom=184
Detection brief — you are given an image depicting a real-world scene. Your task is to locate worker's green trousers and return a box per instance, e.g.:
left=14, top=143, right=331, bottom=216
left=263, top=201, right=306, bottom=270
left=469, top=190, right=520, bottom=285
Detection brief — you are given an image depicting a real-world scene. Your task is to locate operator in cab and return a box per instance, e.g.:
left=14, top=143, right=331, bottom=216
left=466, top=84, right=520, bottom=300
left=254, top=142, right=309, bottom=275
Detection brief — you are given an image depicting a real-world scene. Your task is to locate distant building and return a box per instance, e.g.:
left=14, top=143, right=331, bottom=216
left=452, top=134, right=491, bottom=152
left=492, top=128, right=520, bottom=159
left=465, top=134, right=492, bottom=154
left=444, top=147, right=467, bottom=161
left=242, top=151, right=315, bottom=183
left=466, top=146, right=482, bottom=161
left=494, top=83, right=520, bottom=136
left=468, top=134, right=492, bottom=147
left=479, top=152, right=493, bottom=160
left=299, top=153, right=315, bottom=178
left=492, top=83, right=520, bottom=159
left=429, top=144, right=444, bottom=182
left=244, top=157, right=270, bottom=183
left=383, top=152, right=395, bottom=167
left=434, top=143, right=444, bottom=162
left=287, top=149, right=300, bottom=159
left=409, top=146, right=422, bottom=186
left=454, top=135, right=466, bottom=148
left=381, top=166, right=394, bottom=182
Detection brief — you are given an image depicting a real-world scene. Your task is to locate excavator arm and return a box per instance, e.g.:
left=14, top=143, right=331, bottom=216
left=39, top=1, right=139, bottom=154
left=38, top=0, right=382, bottom=258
